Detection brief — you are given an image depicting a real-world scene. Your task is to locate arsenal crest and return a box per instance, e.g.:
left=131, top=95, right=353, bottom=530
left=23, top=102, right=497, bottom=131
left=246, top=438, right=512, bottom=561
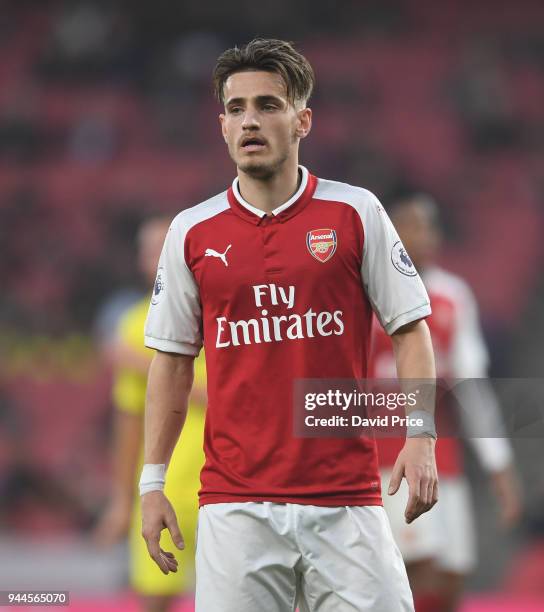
left=306, top=228, right=337, bottom=263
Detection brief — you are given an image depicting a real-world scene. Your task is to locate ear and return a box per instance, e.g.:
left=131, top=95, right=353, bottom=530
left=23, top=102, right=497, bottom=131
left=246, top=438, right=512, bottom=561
left=219, top=113, right=228, bottom=143
left=295, top=107, right=312, bottom=140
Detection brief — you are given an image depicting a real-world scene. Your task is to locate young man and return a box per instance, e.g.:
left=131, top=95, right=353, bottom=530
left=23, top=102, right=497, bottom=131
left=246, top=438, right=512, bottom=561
left=140, top=39, right=438, bottom=611
left=371, top=194, right=521, bottom=612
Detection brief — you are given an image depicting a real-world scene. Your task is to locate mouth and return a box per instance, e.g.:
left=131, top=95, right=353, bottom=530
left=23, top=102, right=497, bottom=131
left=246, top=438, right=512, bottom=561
left=240, top=135, right=267, bottom=152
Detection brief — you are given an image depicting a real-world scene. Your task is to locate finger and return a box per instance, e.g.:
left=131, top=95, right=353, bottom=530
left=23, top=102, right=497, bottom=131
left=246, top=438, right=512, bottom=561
left=405, top=504, right=420, bottom=523
left=431, top=479, right=439, bottom=505
left=407, top=498, right=428, bottom=524
left=388, top=460, right=404, bottom=495
left=143, top=532, right=170, bottom=575
left=164, top=510, right=185, bottom=550
left=404, top=475, right=421, bottom=523
left=415, top=477, right=433, bottom=517
left=160, top=549, right=178, bottom=572
left=426, top=477, right=436, bottom=508
left=422, top=482, right=431, bottom=508
left=161, top=550, right=176, bottom=559
left=160, top=552, right=177, bottom=566
left=417, top=477, right=437, bottom=518
left=161, top=551, right=178, bottom=569
left=420, top=476, right=431, bottom=506
left=160, top=557, right=177, bottom=573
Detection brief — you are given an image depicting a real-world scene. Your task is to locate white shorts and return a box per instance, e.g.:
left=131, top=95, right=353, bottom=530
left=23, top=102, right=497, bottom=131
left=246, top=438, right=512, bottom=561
left=195, top=501, right=414, bottom=612
left=380, top=471, right=477, bottom=574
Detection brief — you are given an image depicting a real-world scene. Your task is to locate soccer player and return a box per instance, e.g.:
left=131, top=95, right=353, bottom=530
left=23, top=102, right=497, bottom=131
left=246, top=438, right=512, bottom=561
left=140, top=38, right=438, bottom=611
left=94, top=217, right=206, bottom=612
left=371, top=194, right=521, bottom=612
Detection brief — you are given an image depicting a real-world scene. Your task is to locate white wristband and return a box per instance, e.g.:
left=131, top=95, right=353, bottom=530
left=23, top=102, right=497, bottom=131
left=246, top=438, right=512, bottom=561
left=406, top=410, right=437, bottom=439
left=139, top=463, right=166, bottom=496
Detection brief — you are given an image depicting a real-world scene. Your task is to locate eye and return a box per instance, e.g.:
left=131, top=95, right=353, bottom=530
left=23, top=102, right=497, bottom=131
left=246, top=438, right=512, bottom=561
left=228, top=106, right=243, bottom=115
left=263, top=104, right=278, bottom=111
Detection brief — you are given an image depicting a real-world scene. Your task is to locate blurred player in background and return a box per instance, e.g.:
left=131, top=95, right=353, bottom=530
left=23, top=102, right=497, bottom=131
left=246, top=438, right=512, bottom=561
left=94, top=216, right=206, bottom=612
left=371, top=194, right=521, bottom=612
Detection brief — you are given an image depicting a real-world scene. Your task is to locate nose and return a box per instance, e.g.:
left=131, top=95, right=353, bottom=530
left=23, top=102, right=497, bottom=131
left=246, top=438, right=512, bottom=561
left=241, top=107, right=260, bottom=130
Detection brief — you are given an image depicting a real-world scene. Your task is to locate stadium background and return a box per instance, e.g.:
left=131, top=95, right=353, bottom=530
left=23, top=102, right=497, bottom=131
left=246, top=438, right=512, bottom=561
left=1, top=0, right=543, bottom=609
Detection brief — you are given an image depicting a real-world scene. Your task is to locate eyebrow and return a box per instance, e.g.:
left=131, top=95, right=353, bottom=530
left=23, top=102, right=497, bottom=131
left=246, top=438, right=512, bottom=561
left=225, top=95, right=286, bottom=107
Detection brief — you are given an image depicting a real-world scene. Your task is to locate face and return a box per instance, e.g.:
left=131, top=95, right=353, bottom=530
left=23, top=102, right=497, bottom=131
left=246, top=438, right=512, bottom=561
left=391, top=201, right=441, bottom=269
left=219, top=70, right=312, bottom=179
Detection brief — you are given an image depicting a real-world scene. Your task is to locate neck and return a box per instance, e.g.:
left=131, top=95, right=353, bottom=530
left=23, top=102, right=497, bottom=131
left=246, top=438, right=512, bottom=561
left=237, top=161, right=301, bottom=215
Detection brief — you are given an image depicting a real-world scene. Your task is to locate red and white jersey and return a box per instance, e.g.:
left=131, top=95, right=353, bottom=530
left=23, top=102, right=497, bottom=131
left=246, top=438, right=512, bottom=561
left=371, top=266, right=512, bottom=475
left=145, top=166, right=431, bottom=506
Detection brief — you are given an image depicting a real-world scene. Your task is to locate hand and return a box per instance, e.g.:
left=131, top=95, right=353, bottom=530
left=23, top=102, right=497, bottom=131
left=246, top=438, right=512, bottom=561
left=93, top=495, right=132, bottom=547
left=388, top=437, right=438, bottom=524
left=490, top=465, right=522, bottom=529
left=141, top=490, right=184, bottom=574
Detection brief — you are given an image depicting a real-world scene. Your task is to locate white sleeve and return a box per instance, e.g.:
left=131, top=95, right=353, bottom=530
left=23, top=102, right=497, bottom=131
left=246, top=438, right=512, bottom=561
left=144, top=214, right=203, bottom=356
left=450, top=281, right=513, bottom=472
left=450, top=281, right=489, bottom=378
left=360, top=193, right=431, bottom=334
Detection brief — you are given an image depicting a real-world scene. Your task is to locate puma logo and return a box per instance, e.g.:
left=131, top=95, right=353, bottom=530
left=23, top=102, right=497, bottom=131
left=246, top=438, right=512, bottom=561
left=205, top=244, right=232, bottom=267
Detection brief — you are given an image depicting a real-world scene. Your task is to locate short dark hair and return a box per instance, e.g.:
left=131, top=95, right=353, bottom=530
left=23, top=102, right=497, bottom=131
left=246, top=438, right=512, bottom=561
left=213, top=38, right=315, bottom=106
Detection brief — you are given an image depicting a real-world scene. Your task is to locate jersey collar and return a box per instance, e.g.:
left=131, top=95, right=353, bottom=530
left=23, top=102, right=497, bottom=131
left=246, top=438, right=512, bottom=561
left=227, top=165, right=316, bottom=225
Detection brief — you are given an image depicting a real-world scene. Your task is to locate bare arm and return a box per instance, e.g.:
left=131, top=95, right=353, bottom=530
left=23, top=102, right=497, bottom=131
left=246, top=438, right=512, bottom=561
left=391, top=319, right=435, bottom=381
left=141, top=350, right=195, bottom=574
left=144, top=350, right=194, bottom=463
left=389, top=319, right=438, bottom=523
